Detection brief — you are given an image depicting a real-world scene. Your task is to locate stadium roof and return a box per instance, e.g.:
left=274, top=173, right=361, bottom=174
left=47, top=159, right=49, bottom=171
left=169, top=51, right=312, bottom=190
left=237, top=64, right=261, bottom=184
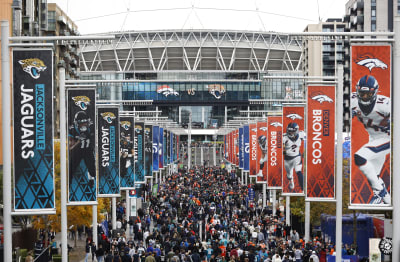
left=79, top=30, right=303, bottom=72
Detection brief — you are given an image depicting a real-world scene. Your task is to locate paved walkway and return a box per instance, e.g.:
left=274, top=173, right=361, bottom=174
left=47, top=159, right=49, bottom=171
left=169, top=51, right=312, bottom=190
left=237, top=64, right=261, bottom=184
left=53, top=232, right=87, bottom=262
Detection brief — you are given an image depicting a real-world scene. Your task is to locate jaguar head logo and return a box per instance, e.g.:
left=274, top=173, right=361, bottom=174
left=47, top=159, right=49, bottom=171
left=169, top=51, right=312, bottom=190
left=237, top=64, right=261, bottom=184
left=101, top=112, right=116, bottom=124
left=19, top=58, right=47, bottom=79
left=207, top=84, right=226, bottom=99
left=72, top=96, right=91, bottom=110
left=120, top=121, right=131, bottom=130
left=135, top=125, right=143, bottom=133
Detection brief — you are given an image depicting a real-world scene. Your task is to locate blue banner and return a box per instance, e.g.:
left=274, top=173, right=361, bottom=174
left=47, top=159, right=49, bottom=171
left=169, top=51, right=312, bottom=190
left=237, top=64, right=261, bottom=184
left=152, top=126, right=159, bottom=171
left=159, top=127, right=164, bottom=169
left=244, top=125, right=250, bottom=171
left=144, top=125, right=153, bottom=178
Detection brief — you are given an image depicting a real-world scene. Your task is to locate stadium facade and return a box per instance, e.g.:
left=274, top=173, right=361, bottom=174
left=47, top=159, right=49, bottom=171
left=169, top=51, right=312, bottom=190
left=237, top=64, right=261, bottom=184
left=78, top=30, right=304, bottom=141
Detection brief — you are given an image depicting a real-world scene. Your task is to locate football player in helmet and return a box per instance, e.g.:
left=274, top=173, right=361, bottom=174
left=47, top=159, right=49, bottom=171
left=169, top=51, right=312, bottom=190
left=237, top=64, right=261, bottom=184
left=283, top=122, right=304, bottom=190
left=352, top=75, right=391, bottom=204
left=257, top=135, right=268, bottom=177
left=68, top=111, right=95, bottom=187
left=120, top=132, right=134, bottom=179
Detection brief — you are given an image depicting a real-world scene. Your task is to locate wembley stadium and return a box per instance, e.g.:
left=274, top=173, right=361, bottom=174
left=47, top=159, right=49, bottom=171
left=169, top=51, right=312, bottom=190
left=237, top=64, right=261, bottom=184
left=78, top=29, right=305, bottom=139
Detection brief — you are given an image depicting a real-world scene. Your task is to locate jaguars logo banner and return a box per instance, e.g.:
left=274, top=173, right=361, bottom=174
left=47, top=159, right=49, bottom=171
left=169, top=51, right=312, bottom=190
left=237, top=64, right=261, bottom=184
left=97, top=106, right=120, bottom=197
left=134, top=122, right=145, bottom=184
left=282, top=106, right=305, bottom=196
left=306, top=85, right=335, bottom=201
left=144, top=125, right=153, bottom=178
left=67, top=88, right=97, bottom=203
left=119, top=116, right=135, bottom=189
left=351, top=45, right=391, bottom=207
left=13, top=49, right=55, bottom=213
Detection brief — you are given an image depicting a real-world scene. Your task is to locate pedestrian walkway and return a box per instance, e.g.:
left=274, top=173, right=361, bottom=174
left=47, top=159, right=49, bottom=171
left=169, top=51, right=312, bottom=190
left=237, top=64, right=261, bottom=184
left=53, top=232, right=87, bottom=261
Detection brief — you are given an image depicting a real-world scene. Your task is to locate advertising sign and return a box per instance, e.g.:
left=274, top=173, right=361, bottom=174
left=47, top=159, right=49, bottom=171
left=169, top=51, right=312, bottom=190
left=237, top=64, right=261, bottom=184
left=267, top=116, right=283, bottom=189
left=239, top=127, right=244, bottom=169
left=67, top=88, right=97, bottom=203
left=351, top=45, right=391, bottom=207
left=282, top=106, right=305, bottom=195
left=306, top=85, right=336, bottom=200
left=13, top=49, right=55, bottom=212
left=249, top=124, right=258, bottom=177
left=152, top=126, right=159, bottom=172
left=134, top=122, right=145, bottom=183
left=120, top=116, right=135, bottom=189
left=144, top=125, right=153, bottom=178
left=97, top=106, right=120, bottom=196
left=256, top=122, right=268, bottom=183
left=243, top=125, right=250, bottom=172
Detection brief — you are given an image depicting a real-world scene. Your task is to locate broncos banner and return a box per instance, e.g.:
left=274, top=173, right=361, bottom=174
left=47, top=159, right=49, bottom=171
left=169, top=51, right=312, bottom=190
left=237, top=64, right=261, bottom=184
left=267, top=116, right=283, bottom=189
left=306, top=85, right=336, bottom=200
left=97, top=106, right=120, bottom=197
left=13, top=49, right=55, bottom=213
left=256, top=122, right=268, bottom=184
left=119, top=116, right=135, bottom=189
left=159, top=127, right=164, bottom=169
left=239, top=127, right=244, bottom=169
left=67, top=88, right=97, bottom=203
left=152, top=126, right=160, bottom=172
left=249, top=124, right=258, bottom=177
left=351, top=45, right=391, bottom=207
left=282, top=106, right=305, bottom=196
left=144, top=125, right=153, bottom=178
left=134, top=122, right=145, bottom=184
left=243, top=125, right=250, bottom=172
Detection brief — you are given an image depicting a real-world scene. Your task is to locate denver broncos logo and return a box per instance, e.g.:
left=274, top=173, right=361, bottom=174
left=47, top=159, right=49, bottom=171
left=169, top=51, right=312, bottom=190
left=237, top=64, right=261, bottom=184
left=354, top=54, right=388, bottom=72
left=259, top=127, right=268, bottom=131
left=157, top=85, right=179, bottom=97
left=311, top=93, right=333, bottom=104
left=135, top=125, right=143, bottom=133
left=19, top=58, right=47, bottom=79
left=286, top=114, right=303, bottom=120
left=270, top=122, right=283, bottom=127
left=72, top=96, right=91, bottom=110
left=101, top=112, right=116, bottom=124
left=120, top=121, right=131, bottom=130
left=207, top=84, right=226, bottom=99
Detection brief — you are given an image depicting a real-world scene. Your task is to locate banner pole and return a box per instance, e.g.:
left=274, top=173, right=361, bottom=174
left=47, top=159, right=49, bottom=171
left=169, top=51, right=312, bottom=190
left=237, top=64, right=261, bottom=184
left=272, top=190, right=276, bottom=217
left=286, top=196, right=291, bottom=226
left=263, top=184, right=267, bottom=208
left=335, top=65, right=344, bottom=262
left=392, top=16, right=400, bottom=262
left=304, top=201, right=310, bottom=242
left=112, top=197, right=117, bottom=232
left=58, top=66, right=68, bottom=262
left=1, top=20, right=12, bottom=262
left=92, top=205, right=97, bottom=245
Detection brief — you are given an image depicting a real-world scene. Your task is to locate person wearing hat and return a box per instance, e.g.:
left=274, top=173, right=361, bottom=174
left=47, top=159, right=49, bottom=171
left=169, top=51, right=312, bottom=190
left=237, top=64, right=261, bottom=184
left=309, top=251, right=319, bottom=262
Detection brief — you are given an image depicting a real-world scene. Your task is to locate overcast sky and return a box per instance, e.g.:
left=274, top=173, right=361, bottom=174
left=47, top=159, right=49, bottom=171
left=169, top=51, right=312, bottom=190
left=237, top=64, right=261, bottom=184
left=49, top=0, right=349, bottom=34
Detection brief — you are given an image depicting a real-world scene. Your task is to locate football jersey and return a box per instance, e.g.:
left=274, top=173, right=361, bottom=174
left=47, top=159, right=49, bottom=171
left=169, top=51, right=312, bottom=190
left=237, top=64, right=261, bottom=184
left=259, top=142, right=267, bottom=154
left=283, top=131, right=305, bottom=159
left=351, top=93, right=390, bottom=140
left=68, top=126, right=93, bottom=150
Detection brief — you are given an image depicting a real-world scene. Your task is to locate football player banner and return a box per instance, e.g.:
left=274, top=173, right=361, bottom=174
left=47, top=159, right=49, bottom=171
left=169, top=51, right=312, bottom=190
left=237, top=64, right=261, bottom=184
left=134, top=122, right=145, bottom=184
left=67, top=88, right=97, bottom=203
left=282, top=106, right=305, bottom=195
left=243, top=125, right=250, bottom=172
left=159, top=127, right=164, bottom=169
left=306, top=85, right=335, bottom=200
left=256, top=122, right=268, bottom=184
left=13, top=49, right=55, bottom=213
left=267, top=116, right=283, bottom=189
left=239, top=127, right=244, bottom=169
left=119, top=116, right=135, bottom=189
left=351, top=45, right=391, bottom=207
left=144, top=125, right=153, bottom=178
left=97, top=106, right=120, bottom=197
left=152, top=126, right=160, bottom=172
left=249, top=124, right=258, bottom=177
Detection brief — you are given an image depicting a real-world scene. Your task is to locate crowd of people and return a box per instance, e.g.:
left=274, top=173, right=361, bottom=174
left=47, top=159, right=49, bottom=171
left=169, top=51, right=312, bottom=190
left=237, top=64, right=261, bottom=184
left=86, top=164, right=343, bottom=262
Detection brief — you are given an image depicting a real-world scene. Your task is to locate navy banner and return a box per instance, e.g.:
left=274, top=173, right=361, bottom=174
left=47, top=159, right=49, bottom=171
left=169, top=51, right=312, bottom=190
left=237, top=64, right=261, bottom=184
left=97, top=106, right=120, bottom=196
left=120, top=116, right=135, bottom=189
left=144, top=125, right=153, bottom=178
left=159, top=127, right=164, bottom=169
left=13, top=49, right=55, bottom=213
left=67, top=88, right=96, bottom=203
left=239, top=127, right=244, bottom=169
left=134, top=122, right=145, bottom=184
left=153, top=126, right=160, bottom=172
left=244, top=125, right=250, bottom=171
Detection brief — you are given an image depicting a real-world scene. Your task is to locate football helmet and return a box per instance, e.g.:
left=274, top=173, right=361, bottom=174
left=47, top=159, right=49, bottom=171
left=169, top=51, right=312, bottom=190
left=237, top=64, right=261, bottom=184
left=286, top=122, right=299, bottom=140
left=258, top=135, right=267, bottom=146
left=74, top=111, right=91, bottom=132
left=356, top=75, right=379, bottom=106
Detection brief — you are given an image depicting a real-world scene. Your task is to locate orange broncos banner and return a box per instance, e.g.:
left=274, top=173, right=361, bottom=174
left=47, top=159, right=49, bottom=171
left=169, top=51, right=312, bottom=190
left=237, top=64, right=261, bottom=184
left=267, top=116, right=283, bottom=189
left=306, top=85, right=335, bottom=200
left=249, top=123, right=258, bottom=177
left=282, top=106, right=305, bottom=195
left=351, top=45, right=391, bottom=207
